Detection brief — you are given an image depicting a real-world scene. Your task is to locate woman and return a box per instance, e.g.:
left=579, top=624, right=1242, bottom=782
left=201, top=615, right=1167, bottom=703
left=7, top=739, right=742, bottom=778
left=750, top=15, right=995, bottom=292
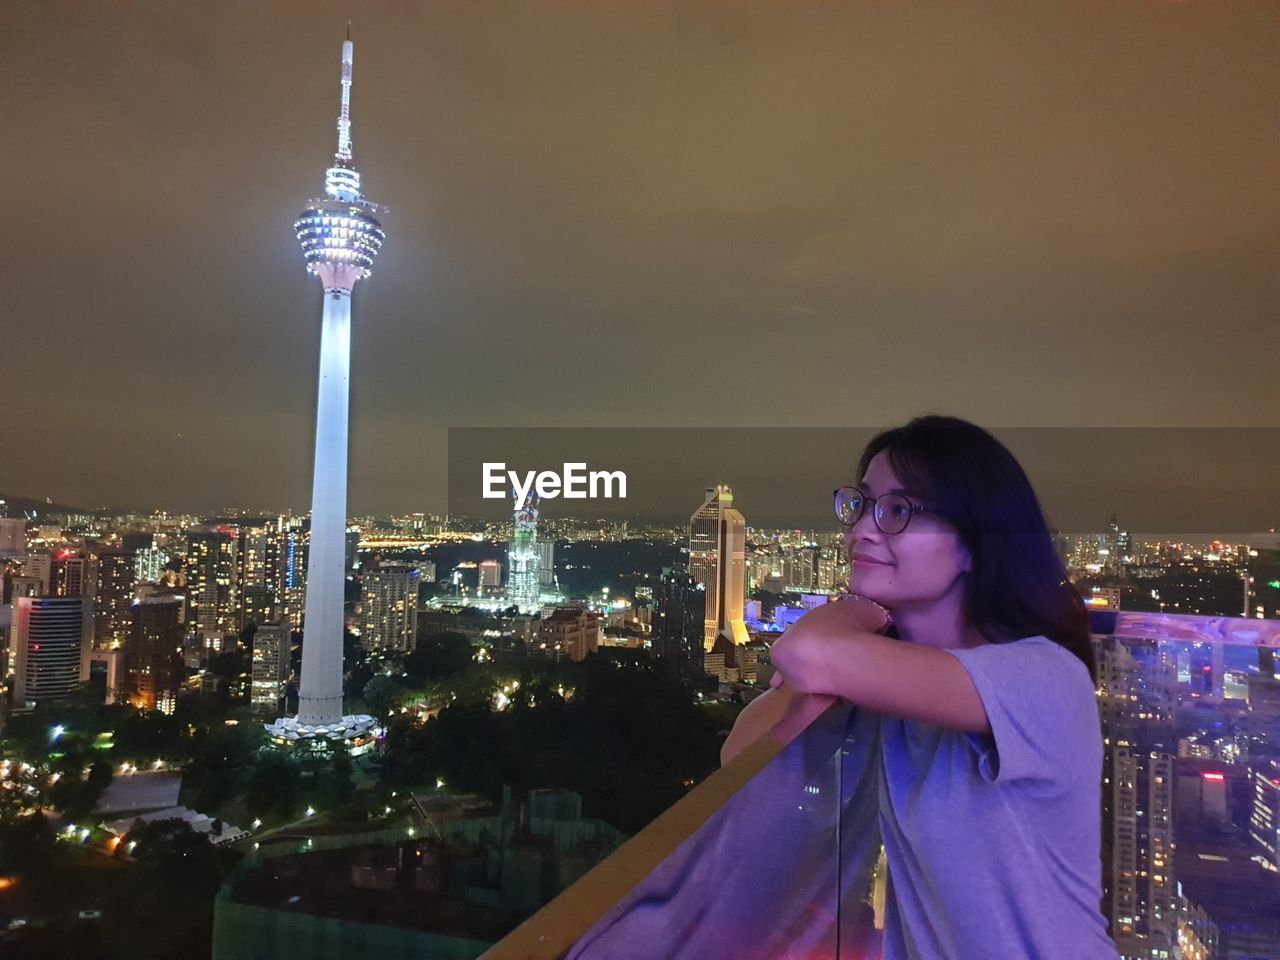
left=746, top=415, right=1118, bottom=960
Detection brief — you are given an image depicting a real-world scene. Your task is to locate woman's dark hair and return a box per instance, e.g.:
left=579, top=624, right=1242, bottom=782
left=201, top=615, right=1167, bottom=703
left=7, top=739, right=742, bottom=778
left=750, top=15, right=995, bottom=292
left=855, top=414, right=1097, bottom=683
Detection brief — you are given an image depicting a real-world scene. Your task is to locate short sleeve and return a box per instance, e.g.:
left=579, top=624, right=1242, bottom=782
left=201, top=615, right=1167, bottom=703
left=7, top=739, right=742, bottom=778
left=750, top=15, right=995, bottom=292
left=943, top=636, right=1099, bottom=785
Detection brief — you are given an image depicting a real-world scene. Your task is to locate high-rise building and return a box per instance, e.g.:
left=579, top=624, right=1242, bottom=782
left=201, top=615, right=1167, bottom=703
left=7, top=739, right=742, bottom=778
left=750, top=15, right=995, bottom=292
left=50, top=549, right=97, bottom=599
left=12, top=596, right=92, bottom=710
left=7, top=576, right=43, bottom=602
left=185, top=529, right=238, bottom=636
left=84, top=648, right=122, bottom=706
left=1246, top=536, right=1280, bottom=620
left=277, top=519, right=308, bottom=632
left=816, top=545, right=840, bottom=592
left=123, top=596, right=185, bottom=713
left=251, top=623, right=292, bottom=715
left=479, top=559, right=502, bottom=594
left=268, top=30, right=385, bottom=746
left=94, top=547, right=135, bottom=649
left=345, top=528, right=361, bottom=572
left=651, top=565, right=706, bottom=681
left=536, top=540, right=556, bottom=591
left=359, top=562, right=420, bottom=655
left=21, top=553, right=52, bottom=593
left=134, top=544, right=169, bottom=584
left=507, top=492, right=541, bottom=611
left=237, top=522, right=283, bottom=630
left=689, top=485, right=749, bottom=682
left=1097, top=634, right=1178, bottom=959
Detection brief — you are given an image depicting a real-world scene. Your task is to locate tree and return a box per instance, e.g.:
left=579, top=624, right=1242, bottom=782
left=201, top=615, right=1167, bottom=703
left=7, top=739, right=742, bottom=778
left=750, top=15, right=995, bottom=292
left=0, top=811, right=61, bottom=877
left=362, top=674, right=406, bottom=719
left=245, top=751, right=301, bottom=820
left=403, top=632, right=473, bottom=683
left=323, top=752, right=357, bottom=807
left=125, top=817, right=228, bottom=896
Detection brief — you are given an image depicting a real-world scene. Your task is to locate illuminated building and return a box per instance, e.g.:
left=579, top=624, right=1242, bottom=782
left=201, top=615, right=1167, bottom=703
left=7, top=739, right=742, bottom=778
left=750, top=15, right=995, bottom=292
left=185, top=528, right=238, bottom=636
left=251, top=622, right=292, bottom=715
left=236, top=523, right=280, bottom=629
left=359, top=562, right=420, bottom=654
left=1097, top=635, right=1178, bottom=959
left=49, top=549, right=97, bottom=598
left=1246, top=535, right=1280, bottom=620
left=276, top=518, right=307, bottom=631
left=134, top=544, right=169, bottom=583
left=93, top=547, right=135, bottom=648
left=507, top=492, right=541, bottom=611
left=537, top=607, right=599, bottom=662
left=124, top=595, right=185, bottom=713
left=537, top=541, right=555, bottom=591
left=816, top=544, right=839, bottom=591
left=1249, top=761, right=1280, bottom=869
left=689, top=485, right=749, bottom=682
left=266, top=30, right=383, bottom=750
left=12, top=596, right=92, bottom=710
left=478, top=559, right=502, bottom=595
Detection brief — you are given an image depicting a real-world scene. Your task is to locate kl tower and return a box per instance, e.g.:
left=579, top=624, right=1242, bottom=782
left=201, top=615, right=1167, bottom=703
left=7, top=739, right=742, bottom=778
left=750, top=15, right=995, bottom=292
left=267, top=28, right=385, bottom=753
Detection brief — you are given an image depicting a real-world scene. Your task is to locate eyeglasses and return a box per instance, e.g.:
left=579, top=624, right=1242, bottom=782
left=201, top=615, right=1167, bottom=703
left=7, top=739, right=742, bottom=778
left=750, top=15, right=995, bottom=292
left=833, top=486, right=933, bottom=535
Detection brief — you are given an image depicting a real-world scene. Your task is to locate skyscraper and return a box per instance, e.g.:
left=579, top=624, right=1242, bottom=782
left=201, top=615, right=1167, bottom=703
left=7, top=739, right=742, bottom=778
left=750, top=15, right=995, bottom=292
left=689, top=484, right=749, bottom=681
left=507, top=491, right=542, bottom=611
left=1097, top=634, right=1178, bottom=957
left=359, top=562, right=420, bottom=655
left=124, top=595, right=185, bottom=713
left=185, top=529, right=237, bottom=636
left=276, top=518, right=308, bottom=632
left=12, top=596, right=92, bottom=710
left=251, top=623, right=292, bottom=715
left=651, top=565, right=707, bottom=682
left=49, top=549, right=97, bottom=599
left=94, top=547, right=135, bottom=648
left=268, top=30, right=385, bottom=747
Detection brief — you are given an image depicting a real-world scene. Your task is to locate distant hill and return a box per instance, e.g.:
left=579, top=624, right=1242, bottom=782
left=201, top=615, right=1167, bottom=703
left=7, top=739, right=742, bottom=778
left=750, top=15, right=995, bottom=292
left=0, top=494, right=116, bottom=520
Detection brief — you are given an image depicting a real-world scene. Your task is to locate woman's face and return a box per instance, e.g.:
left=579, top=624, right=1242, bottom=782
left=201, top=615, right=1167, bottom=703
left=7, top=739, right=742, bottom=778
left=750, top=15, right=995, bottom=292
left=843, top=450, right=971, bottom=609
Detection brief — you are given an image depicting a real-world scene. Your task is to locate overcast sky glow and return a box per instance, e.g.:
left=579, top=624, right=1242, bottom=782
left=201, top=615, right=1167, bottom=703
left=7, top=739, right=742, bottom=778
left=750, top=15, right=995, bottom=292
left=4, top=3, right=1276, bottom=519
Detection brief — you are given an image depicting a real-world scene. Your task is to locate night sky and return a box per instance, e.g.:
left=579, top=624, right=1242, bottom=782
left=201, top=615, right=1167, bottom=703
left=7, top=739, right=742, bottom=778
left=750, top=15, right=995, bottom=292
left=4, top=4, right=1277, bottom=526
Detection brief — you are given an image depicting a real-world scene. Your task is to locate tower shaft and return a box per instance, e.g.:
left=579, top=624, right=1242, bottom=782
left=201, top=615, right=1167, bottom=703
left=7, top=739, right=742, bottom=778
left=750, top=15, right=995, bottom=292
left=296, top=289, right=352, bottom=727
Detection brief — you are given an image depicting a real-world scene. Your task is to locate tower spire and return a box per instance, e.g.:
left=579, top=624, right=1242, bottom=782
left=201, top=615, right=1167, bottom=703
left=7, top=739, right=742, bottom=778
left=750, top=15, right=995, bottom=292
left=336, top=32, right=354, bottom=164
left=322, top=30, right=361, bottom=201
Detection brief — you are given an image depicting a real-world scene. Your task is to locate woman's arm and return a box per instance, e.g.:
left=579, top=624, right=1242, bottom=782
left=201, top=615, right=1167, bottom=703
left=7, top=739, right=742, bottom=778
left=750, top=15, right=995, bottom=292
left=720, top=685, right=798, bottom=765
left=768, top=601, right=991, bottom=734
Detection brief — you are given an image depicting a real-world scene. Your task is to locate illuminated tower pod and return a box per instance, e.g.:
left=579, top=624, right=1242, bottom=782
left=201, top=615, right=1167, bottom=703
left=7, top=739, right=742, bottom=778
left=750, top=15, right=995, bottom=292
left=508, top=492, right=542, bottom=612
left=267, top=31, right=384, bottom=751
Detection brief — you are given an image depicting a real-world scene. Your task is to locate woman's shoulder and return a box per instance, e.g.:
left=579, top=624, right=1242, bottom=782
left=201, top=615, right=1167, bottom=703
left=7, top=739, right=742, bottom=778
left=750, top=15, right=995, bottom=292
left=944, top=635, right=1102, bottom=784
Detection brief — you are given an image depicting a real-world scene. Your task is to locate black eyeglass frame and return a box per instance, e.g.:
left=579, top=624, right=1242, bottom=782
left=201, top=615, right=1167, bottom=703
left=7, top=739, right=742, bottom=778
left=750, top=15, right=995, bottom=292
left=832, top=486, right=934, bottom=534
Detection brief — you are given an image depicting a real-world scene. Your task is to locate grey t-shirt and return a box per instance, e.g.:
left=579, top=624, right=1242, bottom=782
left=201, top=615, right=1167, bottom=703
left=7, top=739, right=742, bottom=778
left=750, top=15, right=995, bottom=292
left=877, top=635, right=1119, bottom=960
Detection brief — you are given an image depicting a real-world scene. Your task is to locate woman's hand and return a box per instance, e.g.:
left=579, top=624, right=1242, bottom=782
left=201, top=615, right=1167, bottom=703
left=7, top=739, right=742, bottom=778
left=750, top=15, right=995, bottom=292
left=768, top=597, right=892, bottom=697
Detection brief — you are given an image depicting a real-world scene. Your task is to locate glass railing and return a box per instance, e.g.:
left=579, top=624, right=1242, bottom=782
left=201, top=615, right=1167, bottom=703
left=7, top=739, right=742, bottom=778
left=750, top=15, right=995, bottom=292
left=474, top=610, right=1280, bottom=960
left=488, top=695, right=884, bottom=960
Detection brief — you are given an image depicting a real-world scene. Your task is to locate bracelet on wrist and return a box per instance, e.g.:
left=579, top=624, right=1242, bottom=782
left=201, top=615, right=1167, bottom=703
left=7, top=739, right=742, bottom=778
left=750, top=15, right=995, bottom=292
left=841, top=592, right=894, bottom=629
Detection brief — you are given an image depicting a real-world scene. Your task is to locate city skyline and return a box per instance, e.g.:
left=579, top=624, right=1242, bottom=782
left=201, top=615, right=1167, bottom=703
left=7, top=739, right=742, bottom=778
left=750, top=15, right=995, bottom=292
left=4, top=4, right=1277, bottom=517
